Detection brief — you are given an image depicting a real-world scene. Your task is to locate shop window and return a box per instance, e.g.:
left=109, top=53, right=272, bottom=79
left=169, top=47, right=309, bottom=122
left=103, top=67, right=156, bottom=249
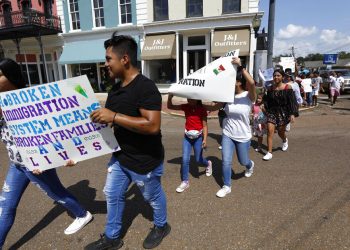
left=69, top=0, right=80, bottom=30
left=93, top=0, right=104, bottom=27
left=222, top=0, right=240, bottom=14
left=188, top=36, right=205, bottom=46
left=71, top=64, right=99, bottom=92
left=153, top=0, right=168, bottom=21
left=119, top=0, right=132, bottom=24
left=186, top=0, right=202, bottom=18
left=149, top=59, right=176, bottom=84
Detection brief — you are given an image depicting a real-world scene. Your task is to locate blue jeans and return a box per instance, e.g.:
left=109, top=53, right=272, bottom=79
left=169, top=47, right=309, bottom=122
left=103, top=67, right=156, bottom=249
left=221, top=134, right=252, bottom=187
left=0, top=163, right=86, bottom=248
left=104, top=156, right=167, bottom=240
left=181, top=135, right=209, bottom=181
left=306, top=92, right=312, bottom=105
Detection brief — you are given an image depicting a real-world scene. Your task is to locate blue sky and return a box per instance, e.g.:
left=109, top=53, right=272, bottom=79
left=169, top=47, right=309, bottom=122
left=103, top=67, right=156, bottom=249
left=258, top=0, right=350, bottom=57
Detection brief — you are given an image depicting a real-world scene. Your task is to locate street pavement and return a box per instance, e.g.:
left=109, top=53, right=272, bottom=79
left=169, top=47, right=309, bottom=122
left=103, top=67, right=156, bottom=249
left=1, top=94, right=350, bottom=249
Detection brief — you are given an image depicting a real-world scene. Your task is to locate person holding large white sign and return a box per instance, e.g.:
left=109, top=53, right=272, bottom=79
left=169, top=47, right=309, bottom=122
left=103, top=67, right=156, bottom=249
left=0, top=59, right=93, bottom=248
left=86, top=34, right=170, bottom=250
left=215, top=58, right=257, bottom=198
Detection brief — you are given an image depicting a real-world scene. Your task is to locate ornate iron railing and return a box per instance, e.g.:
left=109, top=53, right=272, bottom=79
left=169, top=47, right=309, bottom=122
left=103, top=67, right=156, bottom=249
left=0, top=9, right=61, bottom=31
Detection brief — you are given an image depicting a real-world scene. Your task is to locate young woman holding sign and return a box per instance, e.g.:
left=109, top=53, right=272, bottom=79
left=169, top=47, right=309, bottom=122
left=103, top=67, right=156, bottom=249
left=0, top=58, right=92, bottom=248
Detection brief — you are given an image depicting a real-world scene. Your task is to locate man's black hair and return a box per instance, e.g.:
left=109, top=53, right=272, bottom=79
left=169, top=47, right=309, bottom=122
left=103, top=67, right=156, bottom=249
left=104, top=32, right=138, bottom=67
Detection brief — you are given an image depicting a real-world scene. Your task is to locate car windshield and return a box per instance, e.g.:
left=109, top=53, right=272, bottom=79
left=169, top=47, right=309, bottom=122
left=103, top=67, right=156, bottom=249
left=340, top=71, right=350, bottom=76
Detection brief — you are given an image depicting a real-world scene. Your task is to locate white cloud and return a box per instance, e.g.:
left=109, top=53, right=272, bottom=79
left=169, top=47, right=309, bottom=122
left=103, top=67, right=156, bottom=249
left=273, top=27, right=350, bottom=56
left=277, top=24, right=317, bottom=39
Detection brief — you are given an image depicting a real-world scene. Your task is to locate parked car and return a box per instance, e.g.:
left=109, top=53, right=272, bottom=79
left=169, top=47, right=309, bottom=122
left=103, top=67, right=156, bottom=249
left=319, top=69, right=350, bottom=93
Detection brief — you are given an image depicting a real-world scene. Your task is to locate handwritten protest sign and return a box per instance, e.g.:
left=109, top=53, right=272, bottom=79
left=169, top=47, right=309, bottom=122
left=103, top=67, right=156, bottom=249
left=279, top=57, right=295, bottom=72
left=168, top=50, right=239, bottom=102
left=259, top=68, right=274, bottom=82
left=301, top=78, right=312, bottom=92
left=0, top=75, right=119, bottom=171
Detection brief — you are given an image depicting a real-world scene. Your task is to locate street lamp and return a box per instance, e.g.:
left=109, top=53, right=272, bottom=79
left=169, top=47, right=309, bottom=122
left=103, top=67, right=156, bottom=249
left=252, top=14, right=262, bottom=38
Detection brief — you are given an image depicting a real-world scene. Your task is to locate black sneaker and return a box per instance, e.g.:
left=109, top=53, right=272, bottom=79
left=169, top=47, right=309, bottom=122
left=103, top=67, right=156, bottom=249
left=84, top=234, right=123, bottom=250
left=143, top=223, right=171, bottom=249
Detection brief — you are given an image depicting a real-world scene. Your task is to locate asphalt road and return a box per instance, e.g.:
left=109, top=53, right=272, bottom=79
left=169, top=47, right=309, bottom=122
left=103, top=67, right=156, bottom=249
left=1, top=94, right=350, bottom=250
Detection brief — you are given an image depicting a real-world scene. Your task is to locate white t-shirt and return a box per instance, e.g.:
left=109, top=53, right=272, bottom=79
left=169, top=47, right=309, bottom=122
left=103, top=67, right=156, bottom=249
left=330, top=75, right=340, bottom=89
left=223, top=91, right=253, bottom=142
left=336, top=76, right=344, bottom=89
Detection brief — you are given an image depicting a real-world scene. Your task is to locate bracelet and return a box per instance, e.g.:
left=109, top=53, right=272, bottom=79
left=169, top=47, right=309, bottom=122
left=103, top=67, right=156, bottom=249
left=112, top=112, right=117, bottom=125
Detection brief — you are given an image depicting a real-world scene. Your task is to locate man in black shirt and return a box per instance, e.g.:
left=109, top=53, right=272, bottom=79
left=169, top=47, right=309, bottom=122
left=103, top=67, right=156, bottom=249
left=85, top=34, right=170, bottom=250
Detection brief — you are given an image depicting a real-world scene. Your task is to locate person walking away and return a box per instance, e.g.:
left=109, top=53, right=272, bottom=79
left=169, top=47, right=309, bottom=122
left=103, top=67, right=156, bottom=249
left=329, top=71, right=341, bottom=106
left=215, top=57, right=257, bottom=198
left=311, top=71, right=323, bottom=106
left=86, top=34, right=170, bottom=250
left=252, top=93, right=267, bottom=152
left=262, top=69, right=299, bottom=161
left=0, top=58, right=92, bottom=249
left=167, top=94, right=213, bottom=193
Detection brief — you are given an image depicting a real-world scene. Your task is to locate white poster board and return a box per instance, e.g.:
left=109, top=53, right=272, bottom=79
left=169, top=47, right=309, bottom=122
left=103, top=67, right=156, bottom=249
left=168, top=50, right=239, bottom=102
left=301, top=78, right=312, bottom=93
left=259, top=68, right=274, bottom=82
left=279, top=57, right=295, bottom=72
left=0, top=75, right=120, bottom=171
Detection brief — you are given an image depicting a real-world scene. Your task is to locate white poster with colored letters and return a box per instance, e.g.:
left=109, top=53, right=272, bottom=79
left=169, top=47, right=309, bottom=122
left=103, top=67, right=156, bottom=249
left=168, top=50, right=239, bottom=102
left=0, top=75, right=120, bottom=171
left=279, top=57, right=295, bottom=72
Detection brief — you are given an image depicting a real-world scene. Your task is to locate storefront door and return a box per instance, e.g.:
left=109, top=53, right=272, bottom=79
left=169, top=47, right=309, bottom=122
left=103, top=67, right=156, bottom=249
left=187, top=49, right=206, bottom=75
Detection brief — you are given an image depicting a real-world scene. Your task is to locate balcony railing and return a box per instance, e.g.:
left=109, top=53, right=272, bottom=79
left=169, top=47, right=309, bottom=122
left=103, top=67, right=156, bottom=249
left=0, top=9, right=61, bottom=32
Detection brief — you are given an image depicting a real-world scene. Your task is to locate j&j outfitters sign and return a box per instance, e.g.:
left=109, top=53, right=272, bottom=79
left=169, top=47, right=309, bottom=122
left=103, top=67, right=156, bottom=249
left=211, top=29, right=250, bottom=57
left=0, top=75, right=119, bottom=171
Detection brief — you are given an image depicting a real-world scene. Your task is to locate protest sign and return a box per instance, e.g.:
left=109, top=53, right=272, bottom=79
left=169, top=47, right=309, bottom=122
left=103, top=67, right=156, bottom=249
left=301, top=78, right=312, bottom=92
left=0, top=75, right=119, bottom=171
left=259, top=68, right=274, bottom=82
left=279, top=57, right=295, bottom=72
left=168, top=50, right=239, bottom=102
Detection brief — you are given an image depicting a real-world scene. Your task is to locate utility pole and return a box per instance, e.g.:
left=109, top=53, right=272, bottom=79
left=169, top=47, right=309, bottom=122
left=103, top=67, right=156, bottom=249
left=267, top=0, right=275, bottom=68
left=290, top=45, right=296, bottom=58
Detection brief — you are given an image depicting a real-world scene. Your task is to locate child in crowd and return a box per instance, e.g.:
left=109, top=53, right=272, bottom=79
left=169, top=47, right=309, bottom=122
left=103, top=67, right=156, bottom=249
left=252, top=93, right=267, bottom=152
left=167, top=94, right=212, bottom=193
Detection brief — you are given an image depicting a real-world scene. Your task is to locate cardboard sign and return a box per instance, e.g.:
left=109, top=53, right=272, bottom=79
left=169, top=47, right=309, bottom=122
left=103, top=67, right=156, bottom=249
left=0, top=75, right=120, bottom=171
left=168, top=50, right=240, bottom=102
left=259, top=68, right=274, bottom=82
left=279, top=57, right=295, bottom=72
left=301, top=78, right=312, bottom=93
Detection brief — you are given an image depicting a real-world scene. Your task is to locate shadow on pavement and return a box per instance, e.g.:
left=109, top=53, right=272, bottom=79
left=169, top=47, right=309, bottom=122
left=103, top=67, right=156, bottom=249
left=9, top=180, right=153, bottom=249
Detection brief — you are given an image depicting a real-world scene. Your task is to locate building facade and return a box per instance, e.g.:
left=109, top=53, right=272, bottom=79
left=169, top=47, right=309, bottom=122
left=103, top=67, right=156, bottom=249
left=57, top=0, right=144, bottom=92
left=140, top=0, right=262, bottom=91
left=0, top=0, right=63, bottom=85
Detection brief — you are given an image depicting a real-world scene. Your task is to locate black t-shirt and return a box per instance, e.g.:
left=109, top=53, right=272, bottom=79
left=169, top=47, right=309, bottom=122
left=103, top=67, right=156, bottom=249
left=105, top=74, right=164, bottom=174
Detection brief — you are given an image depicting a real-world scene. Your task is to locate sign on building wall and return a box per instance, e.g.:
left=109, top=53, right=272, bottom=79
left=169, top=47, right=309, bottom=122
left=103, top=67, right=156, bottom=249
left=211, top=29, right=250, bottom=57
left=0, top=75, right=119, bottom=171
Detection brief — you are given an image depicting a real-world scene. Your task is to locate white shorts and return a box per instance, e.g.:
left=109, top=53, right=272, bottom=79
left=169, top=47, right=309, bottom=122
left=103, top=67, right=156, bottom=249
left=312, top=89, right=319, bottom=96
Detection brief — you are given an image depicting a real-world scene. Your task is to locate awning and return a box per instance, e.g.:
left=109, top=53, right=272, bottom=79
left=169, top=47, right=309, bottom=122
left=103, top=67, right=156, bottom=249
left=141, top=34, right=176, bottom=60
left=59, top=39, right=106, bottom=64
left=211, top=29, right=250, bottom=57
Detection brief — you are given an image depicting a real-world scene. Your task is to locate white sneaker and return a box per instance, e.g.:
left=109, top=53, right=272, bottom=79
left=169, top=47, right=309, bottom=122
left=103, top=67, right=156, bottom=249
left=254, top=147, right=261, bottom=152
left=285, top=123, right=291, bottom=132
left=282, top=138, right=288, bottom=151
left=206, top=160, right=212, bottom=176
left=216, top=185, right=231, bottom=198
left=176, top=181, right=189, bottom=193
left=263, top=152, right=273, bottom=161
left=64, top=211, right=93, bottom=235
left=245, top=161, right=254, bottom=178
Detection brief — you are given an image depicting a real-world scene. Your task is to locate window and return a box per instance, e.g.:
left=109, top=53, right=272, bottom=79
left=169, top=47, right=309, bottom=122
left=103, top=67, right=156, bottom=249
left=93, top=0, right=104, bottom=27
left=222, top=0, right=240, bottom=14
left=69, top=0, right=80, bottom=30
left=186, top=0, right=203, bottom=18
left=153, top=0, right=168, bottom=21
left=188, top=36, right=205, bottom=46
left=120, top=0, right=132, bottom=24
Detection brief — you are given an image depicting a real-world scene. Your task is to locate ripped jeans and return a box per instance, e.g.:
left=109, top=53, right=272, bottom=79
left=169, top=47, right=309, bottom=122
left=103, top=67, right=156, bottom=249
left=0, top=163, right=86, bottom=248
left=103, top=156, right=167, bottom=240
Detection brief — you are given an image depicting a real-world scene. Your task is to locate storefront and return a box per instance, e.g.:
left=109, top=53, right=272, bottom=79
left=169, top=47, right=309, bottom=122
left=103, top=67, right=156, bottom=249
left=141, top=14, right=257, bottom=92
